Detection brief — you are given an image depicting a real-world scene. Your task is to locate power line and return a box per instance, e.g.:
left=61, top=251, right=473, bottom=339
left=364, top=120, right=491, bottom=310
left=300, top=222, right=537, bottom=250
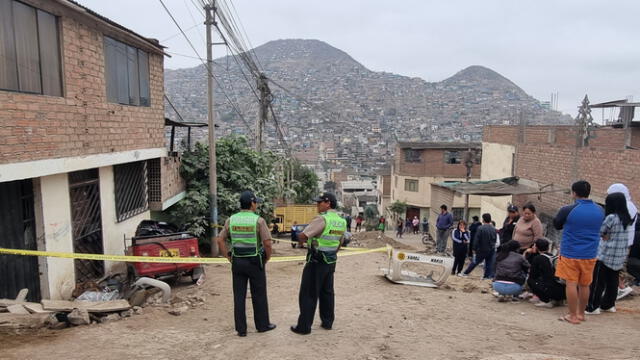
left=158, top=0, right=254, bottom=137
left=164, top=94, right=186, bottom=122
left=268, top=78, right=343, bottom=122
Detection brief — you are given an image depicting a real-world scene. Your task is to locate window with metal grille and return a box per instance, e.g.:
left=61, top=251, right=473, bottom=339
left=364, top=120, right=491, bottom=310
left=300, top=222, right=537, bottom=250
left=404, top=149, right=422, bottom=163
left=114, top=161, right=148, bottom=222
left=0, top=0, right=62, bottom=96
left=452, top=208, right=464, bottom=221
left=444, top=151, right=462, bottom=164
left=147, top=158, right=161, bottom=203
left=404, top=179, right=418, bottom=192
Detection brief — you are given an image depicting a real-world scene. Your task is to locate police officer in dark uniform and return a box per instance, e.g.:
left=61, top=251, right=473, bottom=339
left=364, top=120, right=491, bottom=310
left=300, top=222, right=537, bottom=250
left=216, top=191, right=276, bottom=337
left=291, top=192, right=346, bottom=335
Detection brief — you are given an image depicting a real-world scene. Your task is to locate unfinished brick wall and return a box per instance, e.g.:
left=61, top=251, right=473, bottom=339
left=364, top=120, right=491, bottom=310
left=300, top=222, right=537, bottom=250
left=483, top=124, right=640, bottom=243
left=0, top=2, right=165, bottom=164
left=396, top=147, right=481, bottom=178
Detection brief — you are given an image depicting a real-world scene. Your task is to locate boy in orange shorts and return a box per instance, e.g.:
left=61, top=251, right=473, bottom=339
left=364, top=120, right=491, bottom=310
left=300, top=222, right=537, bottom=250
left=553, top=181, right=604, bottom=324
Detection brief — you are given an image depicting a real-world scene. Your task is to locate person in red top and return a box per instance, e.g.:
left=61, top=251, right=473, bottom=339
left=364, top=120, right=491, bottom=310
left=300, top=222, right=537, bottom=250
left=355, top=215, right=363, bottom=232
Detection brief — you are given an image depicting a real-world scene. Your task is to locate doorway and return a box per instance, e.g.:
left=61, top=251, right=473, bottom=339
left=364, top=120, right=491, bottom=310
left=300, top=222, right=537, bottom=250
left=68, top=169, right=104, bottom=282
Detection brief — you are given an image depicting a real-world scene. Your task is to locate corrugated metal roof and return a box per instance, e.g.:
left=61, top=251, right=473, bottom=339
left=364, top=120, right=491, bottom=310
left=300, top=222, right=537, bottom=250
left=432, top=177, right=569, bottom=196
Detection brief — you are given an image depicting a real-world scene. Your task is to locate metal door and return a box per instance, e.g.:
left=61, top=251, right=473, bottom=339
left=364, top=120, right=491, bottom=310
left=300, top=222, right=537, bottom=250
left=0, top=179, right=41, bottom=301
left=68, top=169, right=104, bottom=282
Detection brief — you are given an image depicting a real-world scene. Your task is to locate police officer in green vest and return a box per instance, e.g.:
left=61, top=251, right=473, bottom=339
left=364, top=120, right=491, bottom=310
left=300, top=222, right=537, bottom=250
left=291, top=192, right=346, bottom=335
left=216, top=191, right=276, bottom=337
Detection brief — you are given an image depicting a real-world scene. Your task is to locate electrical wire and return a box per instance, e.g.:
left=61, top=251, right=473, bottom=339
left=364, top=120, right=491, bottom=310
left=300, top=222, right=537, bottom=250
left=158, top=0, right=254, bottom=137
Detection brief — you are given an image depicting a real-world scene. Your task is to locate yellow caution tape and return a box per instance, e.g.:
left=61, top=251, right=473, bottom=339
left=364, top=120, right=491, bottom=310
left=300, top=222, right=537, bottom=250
left=271, top=238, right=367, bottom=251
left=0, top=246, right=386, bottom=264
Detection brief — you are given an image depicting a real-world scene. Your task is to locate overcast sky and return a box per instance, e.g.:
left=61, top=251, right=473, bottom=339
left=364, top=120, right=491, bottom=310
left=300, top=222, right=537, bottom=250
left=77, top=0, right=639, bottom=119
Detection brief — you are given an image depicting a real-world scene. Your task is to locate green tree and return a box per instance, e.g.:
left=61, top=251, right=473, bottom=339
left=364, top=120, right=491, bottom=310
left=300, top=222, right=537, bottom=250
left=387, top=200, right=407, bottom=219
left=168, top=136, right=280, bottom=245
left=289, top=160, right=319, bottom=204
left=168, top=135, right=320, bottom=248
left=363, top=204, right=379, bottom=231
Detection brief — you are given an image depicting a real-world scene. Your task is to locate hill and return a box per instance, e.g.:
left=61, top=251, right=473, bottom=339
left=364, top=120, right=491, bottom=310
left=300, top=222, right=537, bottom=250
left=164, top=39, right=571, bottom=173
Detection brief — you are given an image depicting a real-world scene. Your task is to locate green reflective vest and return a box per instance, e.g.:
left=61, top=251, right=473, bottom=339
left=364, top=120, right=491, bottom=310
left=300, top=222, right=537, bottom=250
left=229, top=211, right=260, bottom=257
left=308, top=211, right=346, bottom=264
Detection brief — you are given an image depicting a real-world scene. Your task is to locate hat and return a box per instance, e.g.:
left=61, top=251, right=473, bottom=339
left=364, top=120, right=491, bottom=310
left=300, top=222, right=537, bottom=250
left=507, top=205, right=518, bottom=212
left=312, top=192, right=337, bottom=203
left=239, top=190, right=263, bottom=204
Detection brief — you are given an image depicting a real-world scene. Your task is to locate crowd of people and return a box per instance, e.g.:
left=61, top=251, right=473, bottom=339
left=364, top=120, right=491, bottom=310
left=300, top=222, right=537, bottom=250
left=445, top=180, right=638, bottom=324
left=387, top=180, right=637, bottom=322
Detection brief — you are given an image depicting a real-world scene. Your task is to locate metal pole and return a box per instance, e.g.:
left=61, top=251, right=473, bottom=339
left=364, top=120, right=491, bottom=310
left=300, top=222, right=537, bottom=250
left=205, top=2, right=219, bottom=256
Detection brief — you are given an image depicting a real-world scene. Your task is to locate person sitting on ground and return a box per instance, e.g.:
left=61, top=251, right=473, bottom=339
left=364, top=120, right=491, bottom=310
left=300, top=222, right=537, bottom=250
left=500, top=205, right=520, bottom=245
left=513, top=203, right=544, bottom=251
left=451, top=220, right=470, bottom=275
left=493, top=240, right=530, bottom=301
left=585, top=192, right=632, bottom=315
left=525, top=238, right=565, bottom=308
left=460, top=213, right=497, bottom=279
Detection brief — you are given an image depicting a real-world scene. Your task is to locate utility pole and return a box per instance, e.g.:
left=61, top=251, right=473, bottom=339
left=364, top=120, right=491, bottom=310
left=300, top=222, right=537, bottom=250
left=204, top=1, right=219, bottom=256
left=256, top=73, right=270, bottom=152
left=462, top=149, right=474, bottom=223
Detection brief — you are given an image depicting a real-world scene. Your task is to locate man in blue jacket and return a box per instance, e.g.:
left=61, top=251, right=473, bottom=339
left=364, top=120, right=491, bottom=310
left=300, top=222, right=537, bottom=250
left=553, top=180, right=604, bottom=325
left=436, top=204, right=454, bottom=253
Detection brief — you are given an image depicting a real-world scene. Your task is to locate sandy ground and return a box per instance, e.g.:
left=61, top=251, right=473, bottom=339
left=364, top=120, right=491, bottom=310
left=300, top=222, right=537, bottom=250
left=2, top=231, right=640, bottom=360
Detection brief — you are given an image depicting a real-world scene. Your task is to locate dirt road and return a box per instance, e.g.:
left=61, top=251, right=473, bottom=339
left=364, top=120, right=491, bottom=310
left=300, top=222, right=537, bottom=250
left=2, top=233, right=639, bottom=360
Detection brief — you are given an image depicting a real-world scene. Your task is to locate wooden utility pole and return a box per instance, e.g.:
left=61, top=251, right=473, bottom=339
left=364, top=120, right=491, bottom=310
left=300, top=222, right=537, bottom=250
left=204, top=1, right=219, bottom=256
left=256, top=73, right=270, bottom=152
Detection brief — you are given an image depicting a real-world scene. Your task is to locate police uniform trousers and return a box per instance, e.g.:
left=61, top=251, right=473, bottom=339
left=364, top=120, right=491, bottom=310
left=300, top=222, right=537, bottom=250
left=231, top=255, right=270, bottom=333
left=296, top=260, right=336, bottom=332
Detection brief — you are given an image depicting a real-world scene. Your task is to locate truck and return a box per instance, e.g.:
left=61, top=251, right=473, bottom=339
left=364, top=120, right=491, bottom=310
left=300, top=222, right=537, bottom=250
left=271, top=204, right=318, bottom=233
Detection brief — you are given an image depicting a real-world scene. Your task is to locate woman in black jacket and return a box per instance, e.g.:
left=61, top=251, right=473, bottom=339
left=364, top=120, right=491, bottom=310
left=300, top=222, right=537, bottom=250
left=500, top=205, right=520, bottom=244
left=493, top=240, right=530, bottom=301
left=525, top=238, right=565, bottom=308
left=451, top=220, right=470, bottom=275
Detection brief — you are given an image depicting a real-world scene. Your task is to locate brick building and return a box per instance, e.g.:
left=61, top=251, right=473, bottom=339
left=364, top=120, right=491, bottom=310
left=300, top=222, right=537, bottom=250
left=482, top=124, right=640, bottom=243
left=0, top=0, right=183, bottom=301
left=390, top=142, right=483, bottom=223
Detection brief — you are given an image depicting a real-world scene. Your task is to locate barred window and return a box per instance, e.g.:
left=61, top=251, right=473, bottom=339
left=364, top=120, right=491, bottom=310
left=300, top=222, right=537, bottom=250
left=444, top=151, right=461, bottom=164
left=404, top=149, right=422, bottom=163
left=114, top=161, right=148, bottom=222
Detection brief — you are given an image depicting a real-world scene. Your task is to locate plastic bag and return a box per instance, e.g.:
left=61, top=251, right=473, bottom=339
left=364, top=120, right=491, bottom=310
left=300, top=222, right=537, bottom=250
left=76, top=289, right=120, bottom=301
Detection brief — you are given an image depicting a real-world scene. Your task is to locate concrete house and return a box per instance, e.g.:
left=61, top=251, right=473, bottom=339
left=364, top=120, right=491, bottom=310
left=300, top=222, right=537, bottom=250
left=390, top=142, right=482, bottom=222
left=0, top=0, right=183, bottom=301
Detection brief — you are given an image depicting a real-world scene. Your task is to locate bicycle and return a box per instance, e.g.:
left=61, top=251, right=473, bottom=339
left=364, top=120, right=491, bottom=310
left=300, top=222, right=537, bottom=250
left=421, top=232, right=435, bottom=246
